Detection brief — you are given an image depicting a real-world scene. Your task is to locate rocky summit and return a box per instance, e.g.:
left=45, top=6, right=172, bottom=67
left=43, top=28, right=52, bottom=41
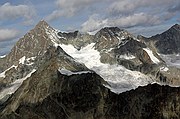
left=0, top=21, right=179, bottom=119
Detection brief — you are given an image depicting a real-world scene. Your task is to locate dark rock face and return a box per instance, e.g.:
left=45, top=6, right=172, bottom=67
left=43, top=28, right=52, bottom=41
left=0, top=52, right=107, bottom=118
left=1, top=73, right=106, bottom=119
left=144, top=24, right=180, bottom=54
left=105, top=84, right=180, bottom=119
left=1, top=74, right=179, bottom=119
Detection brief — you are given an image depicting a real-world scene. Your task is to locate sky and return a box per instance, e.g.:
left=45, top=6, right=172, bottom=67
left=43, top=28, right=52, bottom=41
left=0, top=0, right=180, bottom=55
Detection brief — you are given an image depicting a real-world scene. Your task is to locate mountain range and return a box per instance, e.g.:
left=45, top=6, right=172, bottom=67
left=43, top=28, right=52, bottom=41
left=0, top=21, right=179, bottom=119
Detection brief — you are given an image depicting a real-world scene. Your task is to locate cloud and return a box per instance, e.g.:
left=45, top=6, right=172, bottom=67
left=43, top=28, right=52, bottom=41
left=80, top=0, right=179, bottom=35
left=46, top=0, right=103, bottom=21
left=168, top=2, right=180, bottom=12
left=45, top=10, right=64, bottom=22
left=81, top=13, right=161, bottom=32
left=0, top=29, right=20, bottom=41
left=0, top=2, right=36, bottom=25
left=108, top=0, right=178, bottom=15
left=127, top=24, right=173, bottom=37
left=109, top=13, right=161, bottom=27
left=81, top=14, right=108, bottom=32
left=177, top=18, right=180, bottom=23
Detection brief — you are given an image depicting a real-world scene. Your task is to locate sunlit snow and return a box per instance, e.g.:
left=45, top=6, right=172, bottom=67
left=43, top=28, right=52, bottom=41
left=119, top=54, right=136, bottom=60
left=19, top=56, right=26, bottom=64
left=160, top=67, right=169, bottom=72
left=143, top=48, right=160, bottom=64
left=60, top=43, right=154, bottom=94
left=0, top=55, right=6, bottom=58
left=59, top=68, right=92, bottom=76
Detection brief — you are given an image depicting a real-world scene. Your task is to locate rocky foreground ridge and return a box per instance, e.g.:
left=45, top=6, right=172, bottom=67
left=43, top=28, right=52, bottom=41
left=0, top=21, right=179, bottom=119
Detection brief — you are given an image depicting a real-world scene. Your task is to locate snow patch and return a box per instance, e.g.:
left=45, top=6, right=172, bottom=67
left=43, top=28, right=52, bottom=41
left=0, top=65, right=17, bottom=78
left=143, top=48, right=160, bottom=64
left=116, top=36, right=125, bottom=43
left=60, top=43, right=154, bottom=94
left=26, top=56, right=36, bottom=66
left=59, top=68, right=92, bottom=76
left=19, top=56, right=26, bottom=64
left=160, top=67, right=169, bottom=72
left=0, top=69, right=36, bottom=100
left=26, top=56, right=36, bottom=61
left=119, top=54, right=136, bottom=60
left=0, top=55, right=6, bottom=58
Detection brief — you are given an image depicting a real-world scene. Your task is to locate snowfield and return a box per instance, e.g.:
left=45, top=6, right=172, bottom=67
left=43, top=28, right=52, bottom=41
left=60, top=43, right=154, bottom=94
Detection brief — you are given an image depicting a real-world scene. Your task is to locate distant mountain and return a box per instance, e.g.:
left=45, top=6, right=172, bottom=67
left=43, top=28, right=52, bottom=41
left=0, top=21, right=179, bottom=119
left=139, top=24, right=180, bottom=54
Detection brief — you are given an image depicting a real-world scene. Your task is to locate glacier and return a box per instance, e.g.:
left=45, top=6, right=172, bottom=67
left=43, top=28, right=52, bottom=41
left=60, top=43, right=155, bottom=94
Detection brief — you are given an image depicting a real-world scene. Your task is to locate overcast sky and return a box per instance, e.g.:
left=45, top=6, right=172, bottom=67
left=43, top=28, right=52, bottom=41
left=0, top=0, right=180, bottom=55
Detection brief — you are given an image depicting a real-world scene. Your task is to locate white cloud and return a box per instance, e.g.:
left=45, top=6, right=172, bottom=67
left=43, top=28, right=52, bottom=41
left=80, top=0, right=179, bottom=36
left=45, top=10, right=64, bottom=22
left=81, top=13, right=161, bottom=32
left=109, top=13, right=161, bottom=27
left=46, top=0, right=103, bottom=21
left=81, top=14, right=108, bottom=32
left=0, top=2, right=36, bottom=25
left=0, top=29, right=19, bottom=41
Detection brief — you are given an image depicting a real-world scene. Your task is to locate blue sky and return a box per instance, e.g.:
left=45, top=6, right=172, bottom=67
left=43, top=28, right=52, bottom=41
left=0, top=0, right=180, bottom=55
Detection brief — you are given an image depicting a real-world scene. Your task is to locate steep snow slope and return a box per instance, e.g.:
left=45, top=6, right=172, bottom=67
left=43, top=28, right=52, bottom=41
left=0, top=69, right=36, bottom=100
left=143, top=48, right=160, bottom=64
left=0, top=65, right=17, bottom=78
left=60, top=43, right=154, bottom=93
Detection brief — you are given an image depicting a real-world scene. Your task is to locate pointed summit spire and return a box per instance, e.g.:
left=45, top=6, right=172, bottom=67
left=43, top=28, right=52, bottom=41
left=35, top=20, right=51, bottom=29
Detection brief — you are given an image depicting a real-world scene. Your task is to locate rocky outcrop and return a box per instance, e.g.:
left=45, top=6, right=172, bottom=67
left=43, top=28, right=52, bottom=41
left=93, top=27, right=163, bottom=74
